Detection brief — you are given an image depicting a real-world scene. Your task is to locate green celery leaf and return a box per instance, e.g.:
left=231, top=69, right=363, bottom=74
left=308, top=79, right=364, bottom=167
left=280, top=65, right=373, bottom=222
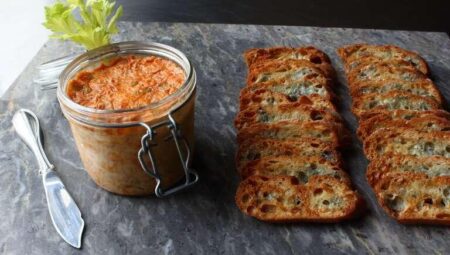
left=43, top=0, right=122, bottom=50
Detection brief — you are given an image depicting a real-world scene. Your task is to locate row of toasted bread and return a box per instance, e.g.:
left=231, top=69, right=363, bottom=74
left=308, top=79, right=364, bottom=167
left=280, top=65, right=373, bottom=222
left=338, top=44, right=450, bottom=225
left=234, top=47, right=363, bottom=222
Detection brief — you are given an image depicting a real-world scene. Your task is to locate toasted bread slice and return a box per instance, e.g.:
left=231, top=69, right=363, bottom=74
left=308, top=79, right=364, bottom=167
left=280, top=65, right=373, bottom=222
left=373, top=173, right=450, bottom=225
left=246, top=69, right=332, bottom=92
left=349, top=78, right=442, bottom=105
left=247, top=59, right=328, bottom=86
left=236, top=120, right=345, bottom=146
left=367, top=155, right=450, bottom=188
left=363, top=128, right=450, bottom=161
left=351, top=91, right=441, bottom=118
left=240, top=155, right=350, bottom=184
left=235, top=175, right=362, bottom=222
left=358, top=114, right=450, bottom=141
left=234, top=103, right=342, bottom=130
left=239, top=89, right=336, bottom=112
left=358, top=109, right=450, bottom=123
left=236, top=138, right=341, bottom=171
left=343, top=56, right=423, bottom=76
left=346, top=61, right=427, bottom=85
left=244, top=46, right=335, bottom=79
left=242, top=78, right=334, bottom=101
left=337, top=44, right=429, bottom=75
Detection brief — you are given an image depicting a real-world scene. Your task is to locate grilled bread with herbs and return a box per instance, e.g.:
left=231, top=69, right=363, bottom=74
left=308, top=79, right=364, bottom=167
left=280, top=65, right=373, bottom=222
left=351, top=91, right=442, bottom=118
left=346, top=61, right=427, bottom=85
left=366, top=155, right=450, bottom=187
left=337, top=44, right=429, bottom=75
left=363, top=128, right=450, bottom=160
left=239, top=89, right=337, bottom=112
left=349, top=79, right=442, bottom=105
left=247, top=59, right=329, bottom=86
left=234, top=103, right=342, bottom=130
left=236, top=138, right=341, bottom=171
left=373, top=173, right=450, bottom=225
left=237, top=120, right=347, bottom=146
left=242, top=79, right=334, bottom=103
left=235, top=45, right=359, bottom=223
left=358, top=109, right=450, bottom=123
left=244, top=47, right=335, bottom=79
left=357, top=114, right=450, bottom=141
left=240, top=155, right=350, bottom=184
left=235, top=175, right=362, bottom=223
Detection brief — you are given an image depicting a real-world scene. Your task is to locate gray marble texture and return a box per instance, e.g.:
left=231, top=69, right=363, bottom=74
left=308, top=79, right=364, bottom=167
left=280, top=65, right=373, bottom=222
left=1, top=22, right=449, bottom=254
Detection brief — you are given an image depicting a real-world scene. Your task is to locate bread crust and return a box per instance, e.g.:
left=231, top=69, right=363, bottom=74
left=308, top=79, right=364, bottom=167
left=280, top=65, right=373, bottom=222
left=235, top=175, right=363, bottom=223
left=234, top=103, right=342, bottom=130
left=337, top=44, right=429, bottom=76
left=351, top=91, right=442, bottom=118
left=357, top=114, right=450, bottom=141
left=363, top=128, right=450, bottom=161
left=244, top=46, right=336, bottom=79
left=247, top=59, right=329, bottom=86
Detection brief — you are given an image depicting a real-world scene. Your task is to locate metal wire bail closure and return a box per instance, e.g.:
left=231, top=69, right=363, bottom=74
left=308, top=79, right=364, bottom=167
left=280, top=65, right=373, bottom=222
left=137, top=112, right=199, bottom=197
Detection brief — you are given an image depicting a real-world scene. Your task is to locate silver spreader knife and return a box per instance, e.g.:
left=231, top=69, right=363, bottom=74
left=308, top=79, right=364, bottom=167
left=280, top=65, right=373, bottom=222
left=12, top=109, right=84, bottom=248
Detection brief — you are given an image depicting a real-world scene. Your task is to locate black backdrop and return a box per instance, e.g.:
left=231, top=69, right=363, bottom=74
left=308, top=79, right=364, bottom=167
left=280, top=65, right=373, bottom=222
left=117, top=0, right=450, bottom=35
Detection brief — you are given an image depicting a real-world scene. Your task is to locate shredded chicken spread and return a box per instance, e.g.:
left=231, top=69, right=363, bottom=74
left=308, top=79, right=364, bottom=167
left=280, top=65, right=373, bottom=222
left=67, top=55, right=185, bottom=110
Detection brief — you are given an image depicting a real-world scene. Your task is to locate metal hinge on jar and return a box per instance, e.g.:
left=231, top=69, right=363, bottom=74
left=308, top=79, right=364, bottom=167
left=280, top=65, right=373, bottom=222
left=138, top=113, right=199, bottom=197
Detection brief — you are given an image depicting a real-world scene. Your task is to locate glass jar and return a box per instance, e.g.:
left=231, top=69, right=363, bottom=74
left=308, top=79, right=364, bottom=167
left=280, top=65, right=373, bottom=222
left=57, top=41, right=198, bottom=197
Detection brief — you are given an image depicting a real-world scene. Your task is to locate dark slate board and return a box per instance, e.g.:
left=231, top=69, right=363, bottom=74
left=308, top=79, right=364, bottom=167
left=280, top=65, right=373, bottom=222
left=0, top=22, right=449, bottom=254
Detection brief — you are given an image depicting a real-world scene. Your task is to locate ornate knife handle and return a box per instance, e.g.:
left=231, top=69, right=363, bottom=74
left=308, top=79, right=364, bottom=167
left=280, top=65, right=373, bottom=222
left=12, top=109, right=54, bottom=175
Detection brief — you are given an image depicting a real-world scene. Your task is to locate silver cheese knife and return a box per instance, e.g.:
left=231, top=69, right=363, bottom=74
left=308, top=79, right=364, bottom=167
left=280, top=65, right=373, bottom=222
left=12, top=109, right=84, bottom=248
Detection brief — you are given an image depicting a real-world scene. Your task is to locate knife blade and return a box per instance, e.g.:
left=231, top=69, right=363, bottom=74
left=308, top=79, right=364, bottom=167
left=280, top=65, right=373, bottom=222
left=12, top=109, right=85, bottom=248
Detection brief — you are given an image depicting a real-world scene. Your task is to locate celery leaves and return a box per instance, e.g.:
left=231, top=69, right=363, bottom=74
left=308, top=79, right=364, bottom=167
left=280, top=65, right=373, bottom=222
left=43, top=0, right=123, bottom=50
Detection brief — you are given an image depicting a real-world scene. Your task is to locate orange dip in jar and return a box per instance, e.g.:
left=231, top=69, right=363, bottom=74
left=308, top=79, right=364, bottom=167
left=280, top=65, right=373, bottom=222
left=57, top=42, right=197, bottom=196
left=67, top=55, right=186, bottom=110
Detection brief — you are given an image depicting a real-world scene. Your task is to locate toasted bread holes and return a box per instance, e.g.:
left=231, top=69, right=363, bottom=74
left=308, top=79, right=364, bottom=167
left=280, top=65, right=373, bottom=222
left=310, top=110, right=324, bottom=121
left=261, top=204, right=277, bottom=213
left=423, top=198, right=433, bottom=205
left=314, top=188, right=323, bottom=195
left=246, top=151, right=261, bottom=161
left=321, top=151, right=334, bottom=161
left=241, top=194, right=250, bottom=203
left=424, top=142, right=434, bottom=155
left=290, top=178, right=300, bottom=185
left=297, top=172, right=308, bottom=183
left=310, top=56, right=322, bottom=64
left=294, top=196, right=302, bottom=205
left=385, top=194, right=405, bottom=212
left=310, top=143, right=320, bottom=148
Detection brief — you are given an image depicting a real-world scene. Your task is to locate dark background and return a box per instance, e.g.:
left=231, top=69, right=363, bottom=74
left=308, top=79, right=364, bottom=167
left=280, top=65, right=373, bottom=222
left=117, top=0, right=450, bottom=35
